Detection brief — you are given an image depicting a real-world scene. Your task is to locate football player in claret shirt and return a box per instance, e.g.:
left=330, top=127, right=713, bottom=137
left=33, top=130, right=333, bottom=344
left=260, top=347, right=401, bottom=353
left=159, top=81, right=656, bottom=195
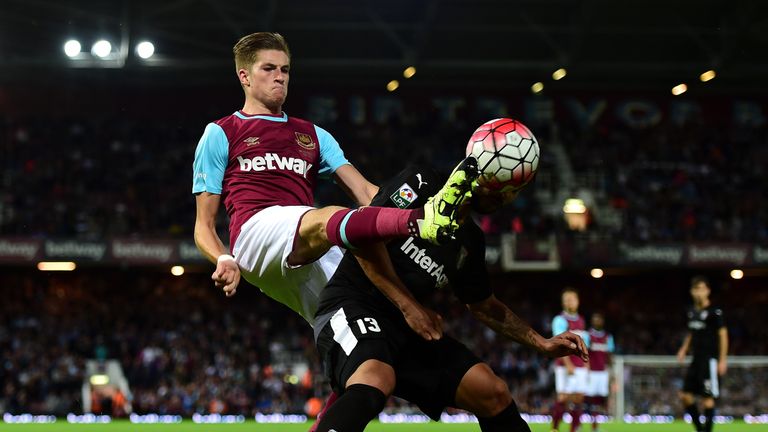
left=192, top=32, right=477, bottom=339
left=676, top=276, right=728, bottom=432
left=585, top=312, right=614, bottom=432
left=310, top=165, right=588, bottom=432
left=551, top=288, right=590, bottom=432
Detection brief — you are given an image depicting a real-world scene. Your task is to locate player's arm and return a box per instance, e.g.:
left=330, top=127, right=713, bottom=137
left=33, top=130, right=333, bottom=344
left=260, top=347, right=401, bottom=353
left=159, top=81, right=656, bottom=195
left=194, top=192, right=227, bottom=262
left=192, top=123, right=240, bottom=296
left=718, top=327, right=728, bottom=374
left=468, top=295, right=588, bottom=361
left=353, top=245, right=443, bottom=341
left=333, top=164, right=379, bottom=206
left=316, top=126, right=379, bottom=206
left=317, top=127, right=440, bottom=340
left=607, top=334, right=615, bottom=367
left=194, top=195, right=241, bottom=297
left=676, top=333, right=692, bottom=363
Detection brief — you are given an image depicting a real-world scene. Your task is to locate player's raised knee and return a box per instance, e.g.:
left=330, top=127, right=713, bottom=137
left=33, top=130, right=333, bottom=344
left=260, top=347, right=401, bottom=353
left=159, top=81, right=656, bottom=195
left=300, top=206, right=345, bottom=243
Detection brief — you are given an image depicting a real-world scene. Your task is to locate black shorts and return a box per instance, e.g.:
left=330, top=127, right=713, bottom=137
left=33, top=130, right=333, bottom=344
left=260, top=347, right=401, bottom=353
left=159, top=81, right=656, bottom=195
left=314, top=302, right=482, bottom=420
left=683, top=357, right=720, bottom=398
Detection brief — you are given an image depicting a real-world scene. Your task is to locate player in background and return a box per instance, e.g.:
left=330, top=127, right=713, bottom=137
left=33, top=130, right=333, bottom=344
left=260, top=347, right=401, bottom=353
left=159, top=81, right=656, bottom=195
left=676, top=276, right=728, bottom=432
left=311, top=165, right=588, bottom=432
left=192, top=32, right=476, bottom=340
left=585, top=312, right=614, bottom=432
left=551, top=288, right=589, bottom=432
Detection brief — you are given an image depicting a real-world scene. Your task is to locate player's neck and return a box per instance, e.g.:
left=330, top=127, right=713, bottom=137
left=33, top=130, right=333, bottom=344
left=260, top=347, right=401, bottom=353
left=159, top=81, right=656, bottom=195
left=694, top=298, right=710, bottom=310
left=242, top=100, right=282, bottom=116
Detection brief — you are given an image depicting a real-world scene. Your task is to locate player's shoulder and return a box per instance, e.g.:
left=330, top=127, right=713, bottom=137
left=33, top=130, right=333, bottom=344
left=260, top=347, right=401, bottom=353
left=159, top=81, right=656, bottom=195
left=285, top=114, right=315, bottom=129
left=712, top=306, right=724, bottom=315
left=211, top=112, right=239, bottom=127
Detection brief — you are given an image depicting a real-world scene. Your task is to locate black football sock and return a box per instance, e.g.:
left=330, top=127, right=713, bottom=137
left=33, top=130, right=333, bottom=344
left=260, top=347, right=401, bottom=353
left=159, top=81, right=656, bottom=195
left=314, top=384, right=386, bottom=432
left=478, top=400, right=531, bottom=432
left=704, top=407, right=715, bottom=432
left=686, top=403, right=702, bottom=431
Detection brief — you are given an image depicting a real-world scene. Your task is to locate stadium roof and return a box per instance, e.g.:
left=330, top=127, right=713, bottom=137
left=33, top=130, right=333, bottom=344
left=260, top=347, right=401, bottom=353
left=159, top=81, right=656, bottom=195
left=1, top=0, right=766, bottom=91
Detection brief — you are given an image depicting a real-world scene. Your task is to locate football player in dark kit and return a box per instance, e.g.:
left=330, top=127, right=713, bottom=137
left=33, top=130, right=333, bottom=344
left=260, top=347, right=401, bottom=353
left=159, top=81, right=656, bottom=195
left=676, top=276, right=728, bottom=432
left=311, top=165, right=588, bottom=432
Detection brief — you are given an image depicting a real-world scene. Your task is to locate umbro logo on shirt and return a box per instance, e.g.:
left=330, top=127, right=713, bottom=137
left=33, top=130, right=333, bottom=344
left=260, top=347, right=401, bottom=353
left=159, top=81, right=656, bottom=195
left=243, top=136, right=260, bottom=146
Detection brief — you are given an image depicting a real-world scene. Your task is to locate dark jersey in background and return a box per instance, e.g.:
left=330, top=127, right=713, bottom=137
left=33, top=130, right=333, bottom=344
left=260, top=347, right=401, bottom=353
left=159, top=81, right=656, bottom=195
left=686, top=305, right=725, bottom=359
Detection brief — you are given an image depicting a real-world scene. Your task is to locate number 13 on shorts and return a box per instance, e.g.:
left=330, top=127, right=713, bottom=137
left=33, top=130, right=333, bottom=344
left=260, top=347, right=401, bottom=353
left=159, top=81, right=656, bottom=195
left=355, top=317, right=381, bottom=334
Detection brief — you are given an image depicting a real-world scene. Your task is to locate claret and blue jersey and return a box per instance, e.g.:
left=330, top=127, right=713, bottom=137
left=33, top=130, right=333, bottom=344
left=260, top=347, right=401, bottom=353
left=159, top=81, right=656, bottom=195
left=192, top=111, right=349, bottom=246
left=552, top=312, right=590, bottom=367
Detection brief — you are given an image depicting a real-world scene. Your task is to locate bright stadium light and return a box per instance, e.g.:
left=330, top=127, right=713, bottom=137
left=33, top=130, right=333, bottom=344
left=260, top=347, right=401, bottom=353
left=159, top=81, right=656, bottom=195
left=552, top=68, right=567, bottom=80
left=671, top=83, right=688, bottom=96
left=730, top=269, right=744, bottom=280
left=563, top=198, right=587, bottom=214
left=403, top=66, right=416, bottom=79
left=91, top=40, right=112, bottom=58
left=531, top=82, right=544, bottom=94
left=386, top=80, right=400, bottom=92
left=700, top=70, right=716, bottom=82
left=64, top=40, right=81, bottom=57
left=37, top=261, right=76, bottom=271
left=90, top=374, right=110, bottom=385
left=136, top=41, right=155, bottom=59
left=171, top=265, right=185, bottom=276
left=590, top=268, right=604, bottom=279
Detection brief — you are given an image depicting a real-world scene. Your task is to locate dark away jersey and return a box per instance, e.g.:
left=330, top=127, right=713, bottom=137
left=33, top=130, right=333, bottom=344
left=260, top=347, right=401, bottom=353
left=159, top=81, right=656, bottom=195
left=686, top=305, right=725, bottom=359
left=317, top=165, right=492, bottom=320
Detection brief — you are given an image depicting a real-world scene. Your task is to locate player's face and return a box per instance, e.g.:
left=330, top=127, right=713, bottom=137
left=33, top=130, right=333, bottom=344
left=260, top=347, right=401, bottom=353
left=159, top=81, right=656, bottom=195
left=562, top=291, right=579, bottom=313
left=690, top=282, right=710, bottom=303
left=242, top=49, right=290, bottom=111
left=591, top=314, right=604, bottom=329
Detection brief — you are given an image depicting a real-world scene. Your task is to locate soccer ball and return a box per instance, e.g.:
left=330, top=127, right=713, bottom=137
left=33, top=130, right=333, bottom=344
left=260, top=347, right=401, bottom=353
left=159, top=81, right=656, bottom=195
left=465, top=118, right=540, bottom=192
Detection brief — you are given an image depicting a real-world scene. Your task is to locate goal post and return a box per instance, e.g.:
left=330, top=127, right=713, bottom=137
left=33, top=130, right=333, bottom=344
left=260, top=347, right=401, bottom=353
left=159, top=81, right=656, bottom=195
left=613, top=355, right=768, bottom=420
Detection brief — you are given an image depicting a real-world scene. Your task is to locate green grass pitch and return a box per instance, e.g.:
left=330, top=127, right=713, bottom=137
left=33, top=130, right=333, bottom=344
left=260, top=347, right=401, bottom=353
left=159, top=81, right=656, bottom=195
left=0, top=421, right=764, bottom=431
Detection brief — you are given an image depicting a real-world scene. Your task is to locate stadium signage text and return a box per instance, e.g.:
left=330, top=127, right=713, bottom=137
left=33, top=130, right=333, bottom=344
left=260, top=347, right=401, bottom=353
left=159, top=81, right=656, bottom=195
left=687, top=245, right=749, bottom=265
left=112, top=240, right=174, bottom=262
left=0, top=239, right=40, bottom=260
left=1, top=237, right=766, bottom=269
left=619, top=244, right=684, bottom=265
left=306, top=95, right=767, bottom=130
left=45, top=240, right=106, bottom=260
left=752, top=246, right=768, bottom=264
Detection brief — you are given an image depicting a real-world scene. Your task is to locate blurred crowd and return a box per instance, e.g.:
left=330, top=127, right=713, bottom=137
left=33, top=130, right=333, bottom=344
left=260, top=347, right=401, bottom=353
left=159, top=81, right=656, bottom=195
left=4, top=110, right=764, bottom=241
left=561, top=119, right=768, bottom=242
left=1, top=270, right=765, bottom=417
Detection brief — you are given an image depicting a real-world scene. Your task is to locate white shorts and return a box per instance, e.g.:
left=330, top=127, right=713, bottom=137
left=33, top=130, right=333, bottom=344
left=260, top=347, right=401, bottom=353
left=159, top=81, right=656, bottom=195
left=233, top=205, right=344, bottom=327
left=555, top=366, right=589, bottom=395
left=587, top=370, right=610, bottom=397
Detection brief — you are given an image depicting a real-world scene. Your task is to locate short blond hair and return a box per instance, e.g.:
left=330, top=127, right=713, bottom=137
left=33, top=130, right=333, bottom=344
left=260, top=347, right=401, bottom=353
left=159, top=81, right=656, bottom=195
left=233, top=32, right=290, bottom=73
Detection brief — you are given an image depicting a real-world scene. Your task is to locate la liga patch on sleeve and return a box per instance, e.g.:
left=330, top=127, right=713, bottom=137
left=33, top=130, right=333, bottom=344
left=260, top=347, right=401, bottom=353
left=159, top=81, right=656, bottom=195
left=390, top=183, right=418, bottom=209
